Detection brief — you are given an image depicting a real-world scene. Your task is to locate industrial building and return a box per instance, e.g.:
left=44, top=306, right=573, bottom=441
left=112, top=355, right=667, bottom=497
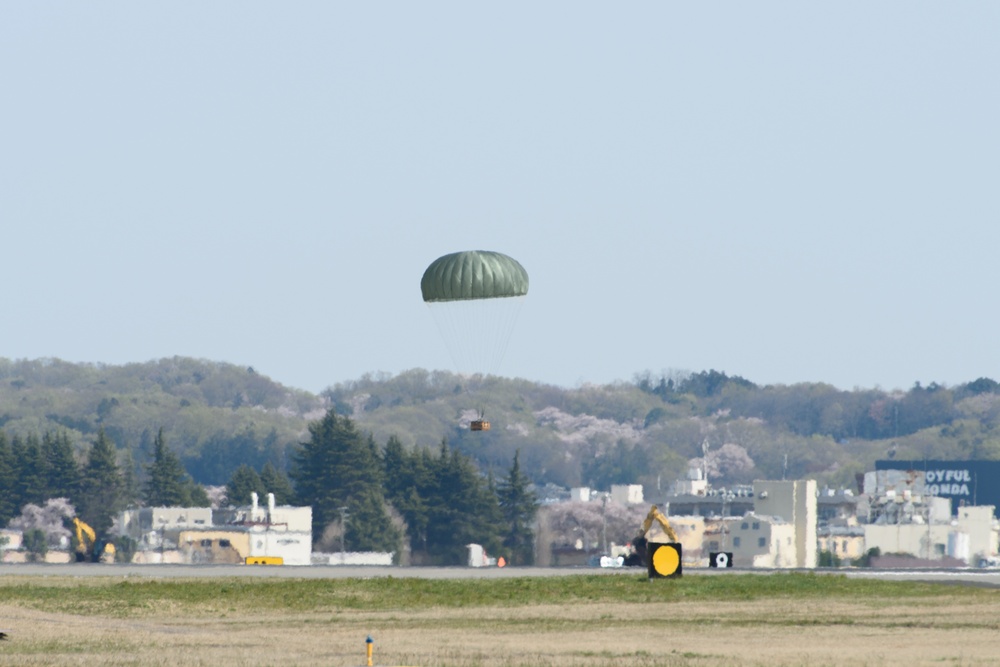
left=119, top=493, right=312, bottom=565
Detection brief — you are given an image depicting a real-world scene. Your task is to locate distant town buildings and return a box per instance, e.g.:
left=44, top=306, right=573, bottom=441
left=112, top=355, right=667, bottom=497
left=546, top=461, right=999, bottom=570
left=120, top=492, right=313, bottom=565
left=3, top=461, right=999, bottom=569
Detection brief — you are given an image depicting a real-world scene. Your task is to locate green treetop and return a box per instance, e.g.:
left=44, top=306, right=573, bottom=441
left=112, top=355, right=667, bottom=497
left=259, top=462, right=294, bottom=506
left=225, top=464, right=264, bottom=506
left=497, top=449, right=538, bottom=565
left=291, top=410, right=399, bottom=554
left=77, top=428, right=125, bottom=534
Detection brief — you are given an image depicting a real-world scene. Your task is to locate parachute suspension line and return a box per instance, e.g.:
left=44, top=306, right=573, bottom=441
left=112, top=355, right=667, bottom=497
left=424, top=296, right=525, bottom=376
left=426, top=298, right=523, bottom=431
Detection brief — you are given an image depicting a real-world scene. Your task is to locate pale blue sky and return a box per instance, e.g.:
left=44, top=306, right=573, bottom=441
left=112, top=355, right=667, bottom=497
left=2, top=3, right=998, bottom=394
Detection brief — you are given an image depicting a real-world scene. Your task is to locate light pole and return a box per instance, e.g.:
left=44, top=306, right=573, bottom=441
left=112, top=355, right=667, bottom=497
left=721, top=491, right=735, bottom=549
left=158, top=517, right=168, bottom=561
left=337, top=506, right=350, bottom=560
left=600, top=494, right=609, bottom=555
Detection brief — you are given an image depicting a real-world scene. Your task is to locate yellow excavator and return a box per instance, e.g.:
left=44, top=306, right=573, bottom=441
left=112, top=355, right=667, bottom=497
left=623, top=505, right=679, bottom=567
left=72, top=518, right=115, bottom=563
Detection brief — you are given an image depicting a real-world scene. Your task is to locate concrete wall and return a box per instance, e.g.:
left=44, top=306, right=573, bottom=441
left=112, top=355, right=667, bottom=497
left=865, top=505, right=998, bottom=565
left=865, top=523, right=949, bottom=560
left=317, top=551, right=394, bottom=566
left=2, top=549, right=73, bottom=564
left=132, top=550, right=185, bottom=564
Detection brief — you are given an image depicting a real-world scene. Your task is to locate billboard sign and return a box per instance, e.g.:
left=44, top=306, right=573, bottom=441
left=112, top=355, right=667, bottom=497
left=874, top=460, right=1000, bottom=514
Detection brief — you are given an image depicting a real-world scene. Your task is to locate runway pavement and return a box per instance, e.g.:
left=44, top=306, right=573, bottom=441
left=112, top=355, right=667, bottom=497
left=3, top=563, right=1000, bottom=586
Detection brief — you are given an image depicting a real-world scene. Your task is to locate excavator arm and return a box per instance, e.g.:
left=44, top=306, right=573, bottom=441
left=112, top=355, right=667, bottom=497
left=638, top=505, right=679, bottom=543
left=72, top=517, right=97, bottom=561
left=624, top=505, right=680, bottom=568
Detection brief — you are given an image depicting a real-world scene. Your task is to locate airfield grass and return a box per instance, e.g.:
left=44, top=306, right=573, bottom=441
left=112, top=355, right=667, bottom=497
left=0, top=573, right=997, bottom=666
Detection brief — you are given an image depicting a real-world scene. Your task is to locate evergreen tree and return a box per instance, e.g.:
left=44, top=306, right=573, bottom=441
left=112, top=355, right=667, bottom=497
left=192, top=426, right=278, bottom=485
left=291, top=410, right=399, bottom=553
left=259, top=461, right=294, bottom=505
left=343, top=435, right=400, bottom=551
left=13, top=434, right=47, bottom=510
left=144, top=428, right=188, bottom=507
left=225, top=464, right=265, bottom=506
left=423, top=440, right=502, bottom=564
left=383, top=435, right=410, bottom=498
left=22, top=528, right=48, bottom=562
left=383, top=436, right=429, bottom=555
left=184, top=481, right=211, bottom=507
left=119, top=446, right=142, bottom=509
left=77, top=428, right=125, bottom=534
left=43, top=431, right=81, bottom=504
left=0, top=432, right=15, bottom=526
left=497, top=449, right=538, bottom=565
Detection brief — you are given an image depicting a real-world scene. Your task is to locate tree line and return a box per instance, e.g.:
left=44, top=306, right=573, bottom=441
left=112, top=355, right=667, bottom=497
left=639, top=369, right=998, bottom=442
left=0, top=428, right=209, bottom=534
left=0, top=410, right=538, bottom=566
left=291, top=410, right=537, bottom=565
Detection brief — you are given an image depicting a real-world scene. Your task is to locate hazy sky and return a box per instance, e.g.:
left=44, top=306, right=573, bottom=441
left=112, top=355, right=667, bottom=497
left=3, top=3, right=998, bottom=394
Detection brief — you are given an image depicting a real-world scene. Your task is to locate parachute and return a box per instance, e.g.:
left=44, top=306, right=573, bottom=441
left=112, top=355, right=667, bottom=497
left=421, top=250, right=529, bottom=431
left=420, top=250, right=529, bottom=303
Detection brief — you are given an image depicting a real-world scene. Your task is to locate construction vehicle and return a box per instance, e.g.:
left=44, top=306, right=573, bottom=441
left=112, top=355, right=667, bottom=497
left=623, top=505, right=679, bottom=567
left=72, top=517, right=115, bottom=563
left=245, top=556, right=284, bottom=565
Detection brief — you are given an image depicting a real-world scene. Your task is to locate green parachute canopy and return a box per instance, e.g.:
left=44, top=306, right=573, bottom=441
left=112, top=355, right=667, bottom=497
left=421, top=250, right=529, bottom=303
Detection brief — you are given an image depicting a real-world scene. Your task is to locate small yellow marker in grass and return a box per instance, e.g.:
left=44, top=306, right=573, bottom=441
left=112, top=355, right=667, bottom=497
left=366, top=635, right=374, bottom=667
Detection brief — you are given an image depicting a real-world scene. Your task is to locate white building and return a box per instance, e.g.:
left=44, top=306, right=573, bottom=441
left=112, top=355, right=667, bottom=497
left=610, top=484, right=644, bottom=505
left=119, top=506, right=214, bottom=550
left=716, top=514, right=798, bottom=568
left=214, top=493, right=313, bottom=565
left=0, top=529, right=23, bottom=552
left=120, top=494, right=313, bottom=565
left=753, top=479, right=818, bottom=568
left=864, top=502, right=998, bottom=565
left=671, top=466, right=708, bottom=496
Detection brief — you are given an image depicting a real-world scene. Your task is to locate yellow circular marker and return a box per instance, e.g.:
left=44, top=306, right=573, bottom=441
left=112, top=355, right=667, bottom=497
left=651, top=544, right=680, bottom=577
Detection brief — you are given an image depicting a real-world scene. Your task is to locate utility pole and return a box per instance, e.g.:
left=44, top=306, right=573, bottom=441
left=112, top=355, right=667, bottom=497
left=601, top=494, right=609, bottom=555
left=338, top=506, right=350, bottom=559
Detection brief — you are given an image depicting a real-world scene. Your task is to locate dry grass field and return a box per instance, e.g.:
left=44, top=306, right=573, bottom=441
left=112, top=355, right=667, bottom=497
left=0, top=573, right=996, bottom=666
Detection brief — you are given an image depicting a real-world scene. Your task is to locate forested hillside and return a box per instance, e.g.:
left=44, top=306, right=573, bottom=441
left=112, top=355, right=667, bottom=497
left=3, top=358, right=1000, bottom=497
left=0, top=357, right=325, bottom=486
left=325, top=369, right=1000, bottom=493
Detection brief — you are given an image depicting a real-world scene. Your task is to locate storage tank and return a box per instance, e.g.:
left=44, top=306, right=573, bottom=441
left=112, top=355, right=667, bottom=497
left=947, top=531, right=970, bottom=562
